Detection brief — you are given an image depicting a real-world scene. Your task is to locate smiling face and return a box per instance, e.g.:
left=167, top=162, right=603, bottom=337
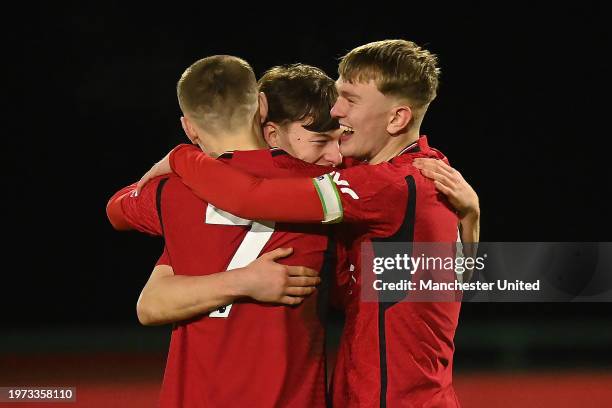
left=258, top=63, right=342, bottom=166
left=332, top=40, right=441, bottom=162
left=264, top=119, right=342, bottom=166
left=331, top=78, right=395, bottom=161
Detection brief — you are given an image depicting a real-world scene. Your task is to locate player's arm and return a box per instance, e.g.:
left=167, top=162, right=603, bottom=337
left=106, top=177, right=166, bottom=235
left=135, top=145, right=395, bottom=226
left=135, top=145, right=332, bottom=222
left=413, top=157, right=480, bottom=252
left=107, top=184, right=137, bottom=230
left=136, top=248, right=321, bottom=326
left=168, top=145, right=329, bottom=222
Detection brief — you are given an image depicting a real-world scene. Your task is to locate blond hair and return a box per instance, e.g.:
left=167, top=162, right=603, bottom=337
left=339, top=39, right=440, bottom=107
left=177, top=55, right=258, bottom=134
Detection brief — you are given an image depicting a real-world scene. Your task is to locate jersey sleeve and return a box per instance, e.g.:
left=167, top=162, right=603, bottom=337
left=169, top=144, right=328, bottom=223
left=311, top=164, right=404, bottom=232
left=106, top=176, right=166, bottom=236
left=155, top=246, right=172, bottom=266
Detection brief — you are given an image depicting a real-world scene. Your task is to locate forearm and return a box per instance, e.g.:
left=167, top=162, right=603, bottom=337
left=459, top=209, right=480, bottom=257
left=169, top=145, right=324, bottom=222
left=137, top=266, right=249, bottom=325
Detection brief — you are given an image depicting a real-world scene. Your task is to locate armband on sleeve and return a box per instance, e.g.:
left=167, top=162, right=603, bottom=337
left=312, top=173, right=343, bottom=224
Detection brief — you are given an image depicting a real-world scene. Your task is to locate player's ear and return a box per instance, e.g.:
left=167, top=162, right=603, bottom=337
left=262, top=122, right=280, bottom=147
left=258, top=92, right=269, bottom=125
left=387, top=105, right=412, bottom=135
left=181, top=116, right=200, bottom=145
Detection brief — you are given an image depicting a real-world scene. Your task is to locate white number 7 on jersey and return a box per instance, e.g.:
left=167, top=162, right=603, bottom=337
left=205, top=204, right=275, bottom=318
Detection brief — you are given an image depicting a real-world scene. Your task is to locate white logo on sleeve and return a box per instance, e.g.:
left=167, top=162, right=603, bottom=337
left=331, top=172, right=359, bottom=200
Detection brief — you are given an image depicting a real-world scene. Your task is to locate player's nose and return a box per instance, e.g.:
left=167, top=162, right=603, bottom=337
left=323, top=144, right=342, bottom=166
left=330, top=99, right=346, bottom=118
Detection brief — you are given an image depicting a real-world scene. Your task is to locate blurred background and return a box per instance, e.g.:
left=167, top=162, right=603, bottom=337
left=2, top=2, right=611, bottom=407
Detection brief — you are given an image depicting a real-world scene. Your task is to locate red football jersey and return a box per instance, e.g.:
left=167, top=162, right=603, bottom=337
left=321, top=138, right=462, bottom=408
left=108, top=149, right=336, bottom=408
left=167, top=136, right=462, bottom=407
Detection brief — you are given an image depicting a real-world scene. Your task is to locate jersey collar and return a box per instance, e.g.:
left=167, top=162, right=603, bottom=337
left=395, top=135, right=430, bottom=157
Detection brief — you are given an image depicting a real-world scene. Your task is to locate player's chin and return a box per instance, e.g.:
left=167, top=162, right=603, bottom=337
left=339, top=143, right=353, bottom=158
left=339, top=138, right=355, bottom=157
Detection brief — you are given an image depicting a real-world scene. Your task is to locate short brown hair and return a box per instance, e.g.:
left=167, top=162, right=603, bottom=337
left=258, top=64, right=339, bottom=133
left=338, top=40, right=440, bottom=107
left=177, top=55, right=258, bottom=134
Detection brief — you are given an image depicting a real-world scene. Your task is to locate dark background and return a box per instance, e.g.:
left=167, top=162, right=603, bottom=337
left=4, top=1, right=611, bottom=374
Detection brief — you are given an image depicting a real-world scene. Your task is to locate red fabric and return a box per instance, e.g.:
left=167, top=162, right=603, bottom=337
left=106, top=179, right=165, bottom=236
left=169, top=144, right=324, bottom=223
left=331, top=137, right=461, bottom=408
left=168, top=136, right=462, bottom=407
left=120, top=148, right=334, bottom=407
left=105, top=184, right=136, bottom=231
left=156, top=247, right=171, bottom=266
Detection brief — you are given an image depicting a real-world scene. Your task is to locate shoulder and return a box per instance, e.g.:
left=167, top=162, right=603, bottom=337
left=155, top=174, right=203, bottom=204
left=337, top=162, right=410, bottom=195
left=151, top=174, right=183, bottom=192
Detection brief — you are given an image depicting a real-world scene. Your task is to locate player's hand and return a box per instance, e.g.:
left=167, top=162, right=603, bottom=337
left=134, top=152, right=173, bottom=196
left=413, top=158, right=480, bottom=218
left=239, top=248, right=321, bottom=305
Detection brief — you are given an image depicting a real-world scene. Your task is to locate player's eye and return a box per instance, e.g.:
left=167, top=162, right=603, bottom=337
left=311, top=140, right=328, bottom=144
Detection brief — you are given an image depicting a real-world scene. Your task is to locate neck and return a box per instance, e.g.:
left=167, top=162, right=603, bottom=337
left=200, top=120, right=267, bottom=158
left=367, top=128, right=420, bottom=165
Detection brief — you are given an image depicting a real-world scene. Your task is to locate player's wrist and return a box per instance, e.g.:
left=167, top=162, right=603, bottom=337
left=460, top=204, right=480, bottom=221
left=224, top=268, right=251, bottom=299
left=459, top=209, right=480, bottom=244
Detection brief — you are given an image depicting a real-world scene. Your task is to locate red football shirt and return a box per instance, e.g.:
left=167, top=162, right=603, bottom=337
left=108, top=149, right=336, bottom=408
left=326, top=139, right=461, bottom=408
left=168, top=136, right=462, bottom=407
